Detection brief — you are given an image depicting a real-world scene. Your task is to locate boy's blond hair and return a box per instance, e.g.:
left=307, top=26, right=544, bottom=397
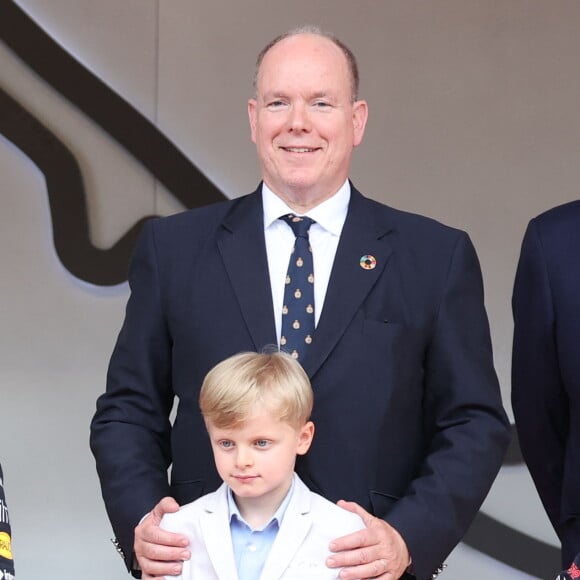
left=200, top=351, right=313, bottom=429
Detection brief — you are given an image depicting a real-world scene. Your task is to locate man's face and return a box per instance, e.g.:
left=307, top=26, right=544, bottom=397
left=248, top=34, right=368, bottom=210
left=206, top=405, right=314, bottom=514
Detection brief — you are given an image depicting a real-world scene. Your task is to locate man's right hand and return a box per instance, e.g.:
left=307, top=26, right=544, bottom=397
left=134, top=496, right=191, bottom=579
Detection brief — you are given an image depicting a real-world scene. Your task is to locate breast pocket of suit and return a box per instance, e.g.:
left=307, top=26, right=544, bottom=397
left=360, top=319, right=425, bottom=398
left=362, top=318, right=424, bottom=358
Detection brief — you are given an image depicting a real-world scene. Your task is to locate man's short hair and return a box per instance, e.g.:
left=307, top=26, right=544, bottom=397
left=253, top=25, right=360, bottom=102
left=200, top=350, right=313, bottom=429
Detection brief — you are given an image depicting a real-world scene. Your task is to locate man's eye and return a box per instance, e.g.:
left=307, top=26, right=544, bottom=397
left=313, top=101, right=330, bottom=108
left=267, top=100, right=286, bottom=108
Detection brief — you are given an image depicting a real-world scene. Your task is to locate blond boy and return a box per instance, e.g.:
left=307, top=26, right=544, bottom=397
left=160, top=351, right=364, bottom=580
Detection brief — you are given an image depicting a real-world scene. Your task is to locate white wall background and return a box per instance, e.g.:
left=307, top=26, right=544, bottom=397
left=2, top=1, right=579, bottom=578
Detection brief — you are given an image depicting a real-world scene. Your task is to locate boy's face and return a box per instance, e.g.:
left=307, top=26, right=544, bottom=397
left=206, top=403, right=314, bottom=513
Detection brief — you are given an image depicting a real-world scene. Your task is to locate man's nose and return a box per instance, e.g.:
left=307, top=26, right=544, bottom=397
left=288, top=103, right=311, bottom=132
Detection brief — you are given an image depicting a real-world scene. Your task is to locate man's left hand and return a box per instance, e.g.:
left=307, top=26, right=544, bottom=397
left=326, top=500, right=410, bottom=579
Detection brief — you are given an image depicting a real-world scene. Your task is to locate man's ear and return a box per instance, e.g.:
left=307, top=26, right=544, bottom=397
left=248, top=99, right=258, bottom=144
left=296, top=421, right=315, bottom=456
left=352, top=99, right=369, bottom=147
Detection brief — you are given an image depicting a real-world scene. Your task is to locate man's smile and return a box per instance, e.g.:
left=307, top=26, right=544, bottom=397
left=279, top=146, right=321, bottom=153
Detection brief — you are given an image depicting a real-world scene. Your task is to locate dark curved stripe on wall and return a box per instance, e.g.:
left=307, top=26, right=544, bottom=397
left=464, top=512, right=559, bottom=577
left=0, top=0, right=225, bottom=209
left=0, top=0, right=226, bottom=284
left=0, top=86, right=151, bottom=285
left=462, top=422, right=559, bottom=575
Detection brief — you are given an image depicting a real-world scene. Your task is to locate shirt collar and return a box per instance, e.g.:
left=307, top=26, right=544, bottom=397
left=227, top=475, right=296, bottom=530
left=262, top=181, right=350, bottom=237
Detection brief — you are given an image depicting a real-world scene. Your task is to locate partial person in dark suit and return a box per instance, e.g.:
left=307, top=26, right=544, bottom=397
left=0, top=462, right=15, bottom=579
left=90, top=25, right=510, bottom=580
left=512, top=200, right=580, bottom=569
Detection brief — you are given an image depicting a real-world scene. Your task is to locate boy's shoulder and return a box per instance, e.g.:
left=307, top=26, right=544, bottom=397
left=160, top=485, right=226, bottom=531
left=292, top=475, right=365, bottom=534
left=308, top=491, right=365, bottom=530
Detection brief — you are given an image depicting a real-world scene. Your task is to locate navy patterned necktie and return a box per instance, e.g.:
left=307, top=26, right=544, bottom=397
left=279, top=214, right=315, bottom=360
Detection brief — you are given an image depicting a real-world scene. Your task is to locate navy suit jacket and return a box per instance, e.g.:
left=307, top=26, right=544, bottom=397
left=512, top=200, right=580, bottom=567
left=91, top=185, right=509, bottom=580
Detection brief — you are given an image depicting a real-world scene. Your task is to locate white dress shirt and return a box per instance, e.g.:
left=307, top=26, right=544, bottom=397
left=262, top=181, right=350, bottom=344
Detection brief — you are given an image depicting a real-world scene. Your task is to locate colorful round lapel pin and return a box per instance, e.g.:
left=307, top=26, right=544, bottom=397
left=359, top=255, right=377, bottom=270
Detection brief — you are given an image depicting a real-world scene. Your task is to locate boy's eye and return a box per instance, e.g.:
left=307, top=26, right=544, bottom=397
left=255, top=440, right=270, bottom=448
left=219, top=440, right=234, bottom=449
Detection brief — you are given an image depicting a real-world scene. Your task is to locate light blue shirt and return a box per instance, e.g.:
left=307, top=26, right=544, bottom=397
left=227, top=479, right=295, bottom=580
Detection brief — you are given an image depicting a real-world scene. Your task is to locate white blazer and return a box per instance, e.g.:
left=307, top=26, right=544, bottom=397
left=161, top=473, right=365, bottom=579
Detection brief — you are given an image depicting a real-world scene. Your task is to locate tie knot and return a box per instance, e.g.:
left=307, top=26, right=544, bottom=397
left=280, top=214, right=315, bottom=238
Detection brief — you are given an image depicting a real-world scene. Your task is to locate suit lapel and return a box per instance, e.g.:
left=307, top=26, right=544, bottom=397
left=200, top=484, right=240, bottom=580
left=259, top=476, right=313, bottom=579
left=302, top=188, right=394, bottom=378
left=216, top=186, right=394, bottom=375
left=217, top=189, right=277, bottom=351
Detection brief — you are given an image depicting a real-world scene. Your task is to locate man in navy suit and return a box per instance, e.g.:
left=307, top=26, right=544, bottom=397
left=512, top=200, right=580, bottom=569
left=90, top=26, right=509, bottom=580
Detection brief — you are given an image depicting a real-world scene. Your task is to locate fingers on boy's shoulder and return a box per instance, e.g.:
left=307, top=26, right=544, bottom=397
left=157, top=496, right=180, bottom=512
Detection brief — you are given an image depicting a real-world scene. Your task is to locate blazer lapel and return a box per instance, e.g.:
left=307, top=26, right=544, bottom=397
left=302, top=188, right=395, bottom=378
left=217, top=188, right=277, bottom=351
left=200, top=484, right=240, bottom=580
left=259, top=476, right=313, bottom=580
